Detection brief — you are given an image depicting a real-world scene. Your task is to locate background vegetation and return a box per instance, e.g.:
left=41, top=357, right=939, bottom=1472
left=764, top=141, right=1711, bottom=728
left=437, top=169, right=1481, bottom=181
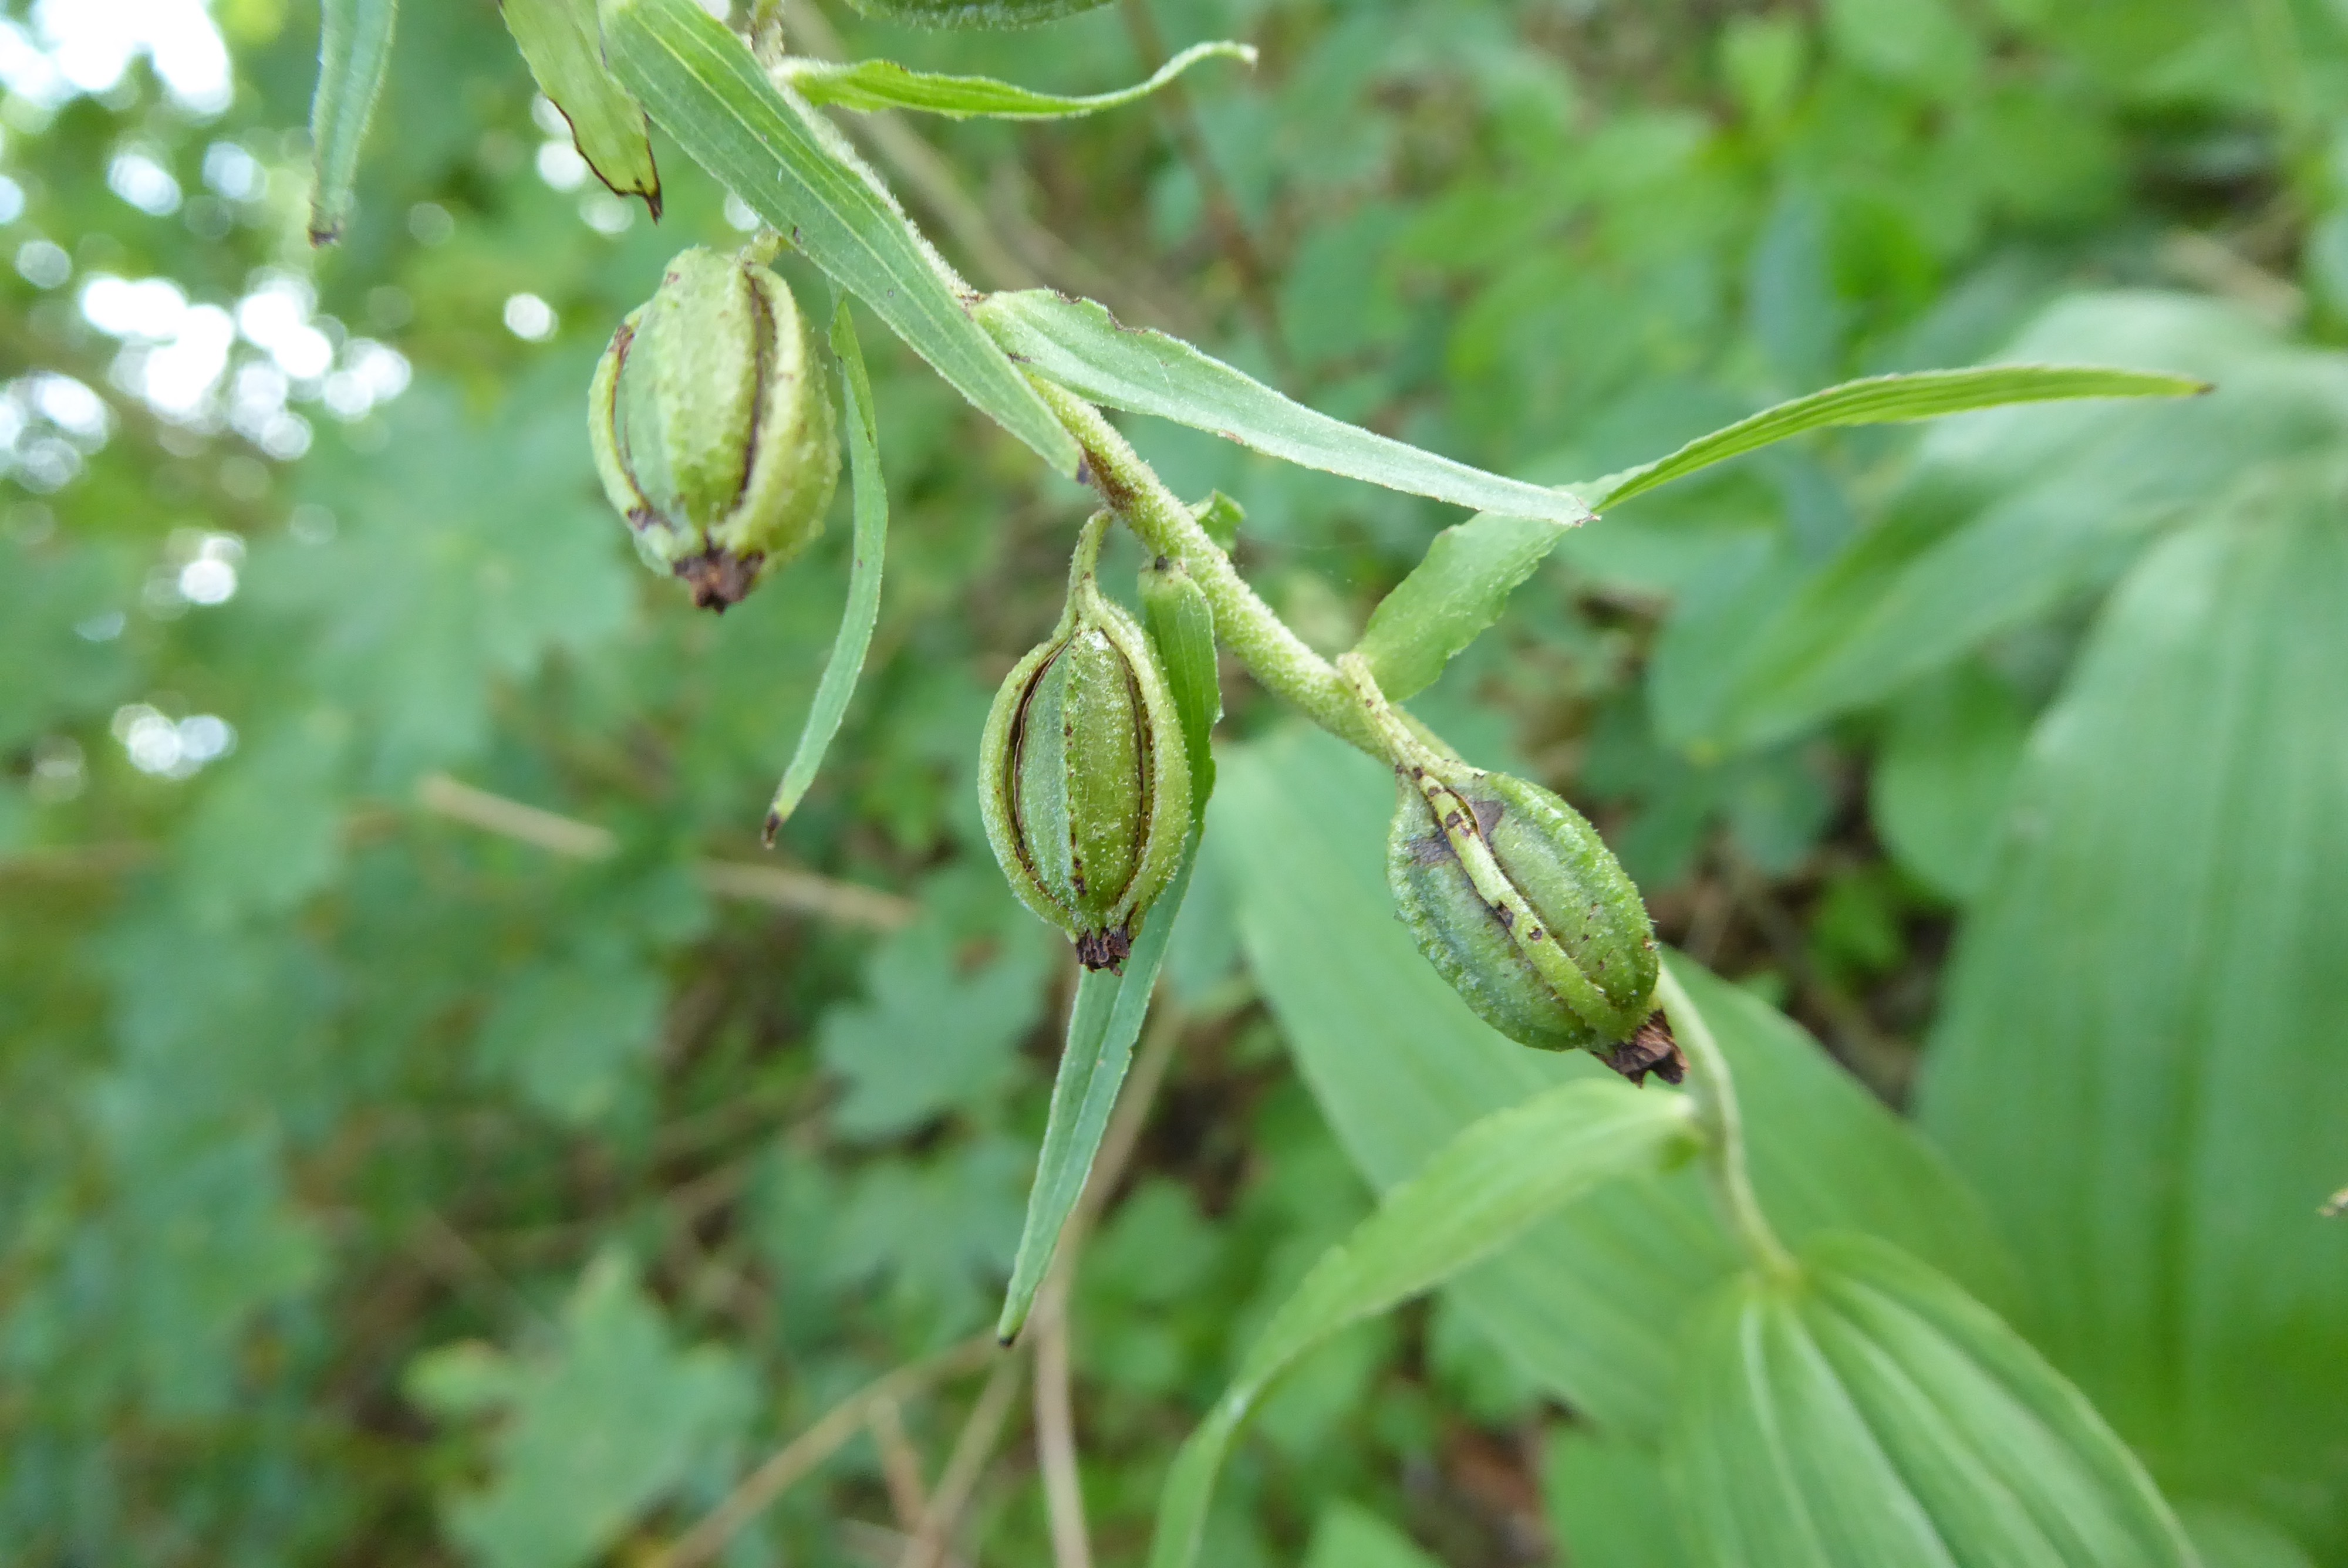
left=2, top=0, right=2344, bottom=1564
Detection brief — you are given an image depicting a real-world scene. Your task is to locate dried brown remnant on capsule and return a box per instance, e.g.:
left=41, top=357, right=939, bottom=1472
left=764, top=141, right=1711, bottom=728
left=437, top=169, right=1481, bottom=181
left=1605, top=1012, right=1686, bottom=1087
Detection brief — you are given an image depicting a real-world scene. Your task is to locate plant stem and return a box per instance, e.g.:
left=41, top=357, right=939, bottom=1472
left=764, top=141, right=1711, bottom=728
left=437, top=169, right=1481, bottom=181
left=1657, top=964, right=1797, bottom=1280
left=1030, top=377, right=1377, bottom=753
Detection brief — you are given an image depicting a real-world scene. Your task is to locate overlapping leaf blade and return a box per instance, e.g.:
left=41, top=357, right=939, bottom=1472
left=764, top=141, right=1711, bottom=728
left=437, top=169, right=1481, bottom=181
left=765, top=300, right=888, bottom=834
left=1151, top=1079, right=1699, bottom=1568
left=1209, top=726, right=2013, bottom=1438
left=976, top=290, right=1594, bottom=526
left=1918, top=463, right=2348, bottom=1556
left=599, top=0, right=1081, bottom=475
left=1672, top=1235, right=2196, bottom=1568
left=500, top=0, right=660, bottom=214
left=308, top=0, right=398, bottom=243
left=788, top=40, right=1253, bottom=119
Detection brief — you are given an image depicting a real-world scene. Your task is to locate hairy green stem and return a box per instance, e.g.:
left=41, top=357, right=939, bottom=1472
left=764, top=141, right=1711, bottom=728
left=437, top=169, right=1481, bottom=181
left=1656, top=964, right=1795, bottom=1280
left=1038, top=373, right=1785, bottom=1274
left=1031, top=377, right=1377, bottom=753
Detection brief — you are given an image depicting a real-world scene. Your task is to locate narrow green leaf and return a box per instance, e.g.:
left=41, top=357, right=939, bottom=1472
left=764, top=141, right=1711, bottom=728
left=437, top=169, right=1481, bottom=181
left=839, top=0, right=1115, bottom=28
left=976, top=290, right=1594, bottom=527
left=500, top=0, right=661, bottom=215
left=1580, top=364, right=2208, bottom=510
left=308, top=0, right=398, bottom=244
left=997, top=827, right=1202, bottom=1341
left=1672, top=1235, right=2197, bottom=1568
left=1193, top=490, right=1244, bottom=550
left=788, top=40, right=1254, bottom=119
left=1354, top=511, right=1566, bottom=702
left=600, top=0, right=1081, bottom=475
left=764, top=300, right=887, bottom=836
left=1150, top=1079, right=1698, bottom=1568
left=1919, top=467, right=2348, bottom=1549
left=1138, top=556, right=1221, bottom=803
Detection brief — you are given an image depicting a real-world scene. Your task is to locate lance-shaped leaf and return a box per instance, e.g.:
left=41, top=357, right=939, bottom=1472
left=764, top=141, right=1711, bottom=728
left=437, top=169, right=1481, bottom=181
left=787, top=40, right=1253, bottom=119
left=1576, top=364, right=2208, bottom=511
left=308, top=0, right=397, bottom=244
left=997, top=566, right=1219, bottom=1342
left=977, top=290, right=1593, bottom=527
left=997, top=827, right=1200, bottom=1341
left=1353, top=511, right=1567, bottom=702
left=601, top=0, right=1081, bottom=476
left=1149, top=1079, right=1700, bottom=1568
left=764, top=300, right=887, bottom=838
left=1672, top=1234, right=2196, bottom=1568
left=501, top=0, right=660, bottom=215
left=840, top=0, right=1115, bottom=26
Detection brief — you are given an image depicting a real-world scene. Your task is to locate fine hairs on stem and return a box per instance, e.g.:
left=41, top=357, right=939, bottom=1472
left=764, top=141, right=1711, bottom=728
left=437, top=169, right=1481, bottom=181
left=1039, top=377, right=1786, bottom=1279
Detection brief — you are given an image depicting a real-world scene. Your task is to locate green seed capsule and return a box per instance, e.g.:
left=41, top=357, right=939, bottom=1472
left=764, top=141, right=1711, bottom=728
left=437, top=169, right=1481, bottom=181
left=589, top=247, right=838, bottom=610
left=1342, top=655, right=1678, bottom=1084
left=981, top=518, right=1192, bottom=969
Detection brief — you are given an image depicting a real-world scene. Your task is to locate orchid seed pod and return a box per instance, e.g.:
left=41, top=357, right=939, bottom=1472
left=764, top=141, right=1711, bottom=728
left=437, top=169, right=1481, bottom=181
left=589, top=246, right=838, bottom=611
left=980, top=515, right=1192, bottom=970
left=1339, top=655, right=1681, bottom=1085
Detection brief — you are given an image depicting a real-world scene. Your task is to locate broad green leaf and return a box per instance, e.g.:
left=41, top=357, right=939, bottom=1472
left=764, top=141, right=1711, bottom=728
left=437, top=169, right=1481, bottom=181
left=253, top=363, right=636, bottom=785
left=1303, top=1502, right=1446, bottom=1568
left=1544, top=1430, right=1689, bottom=1568
left=1354, top=511, right=1567, bottom=702
left=839, top=0, right=1115, bottom=27
left=787, top=40, right=1253, bottom=119
left=765, top=300, right=889, bottom=833
left=0, top=535, right=133, bottom=753
left=1150, top=1077, right=1698, bottom=1568
left=1671, top=1234, right=2195, bottom=1568
left=1578, top=363, right=2206, bottom=511
left=818, top=893, right=1052, bottom=1141
left=1918, top=468, right=2348, bottom=1556
left=474, top=949, right=667, bottom=1126
left=1211, top=726, right=2012, bottom=1438
left=1686, top=293, right=2348, bottom=751
left=976, top=290, right=1594, bottom=527
left=2179, top=1506, right=2319, bottom=1568
left=499, top=0, right=661, bottom=214
left=1869, top=663, right=2029, bottom=902
left=997, top=827, right=1202, bottom=1341
left=308, top=0, right=397, bottom=243
left=600, top=0, right=1082, bottom=475
left=417, top=1253, right=752, bottom=1568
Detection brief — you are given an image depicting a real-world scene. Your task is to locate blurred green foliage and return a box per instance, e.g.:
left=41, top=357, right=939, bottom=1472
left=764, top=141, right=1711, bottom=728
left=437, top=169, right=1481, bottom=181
left=4, top=0, right=2346, bottom=1564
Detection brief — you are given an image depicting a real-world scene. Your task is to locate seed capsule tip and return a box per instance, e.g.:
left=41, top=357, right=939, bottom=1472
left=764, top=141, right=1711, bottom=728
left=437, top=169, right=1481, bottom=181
left=1604, top=1012, right=1686, bottom=1087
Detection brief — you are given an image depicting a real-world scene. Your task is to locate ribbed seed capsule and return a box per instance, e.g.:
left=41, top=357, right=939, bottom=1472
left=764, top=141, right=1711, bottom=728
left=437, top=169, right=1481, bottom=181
left=588, top=246, right=838, bottom=610
left=981, top=516, right=1192, bottom=969
left=1342, top=655, right=1680, bottom=1084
